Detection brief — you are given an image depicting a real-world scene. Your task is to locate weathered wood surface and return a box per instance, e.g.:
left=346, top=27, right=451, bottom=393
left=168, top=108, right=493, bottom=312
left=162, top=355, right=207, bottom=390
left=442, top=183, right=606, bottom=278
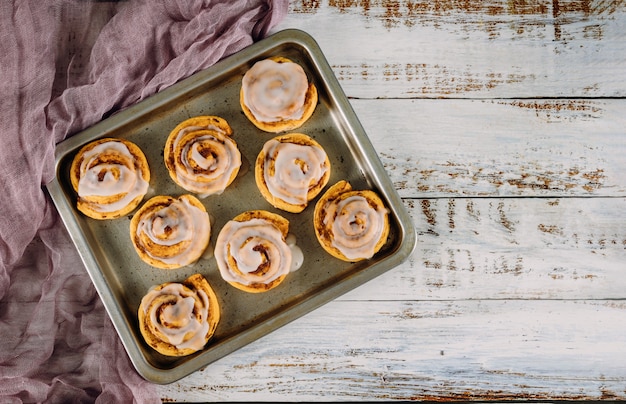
left=355, top=99, right=626, bottom=198
left=288, top=0, right=626, bottom=99
left=159, top=300, right=626, bottom=401
left=360, top=197, right=626, bottom=301
left=157, top=1, right=626, bottom=401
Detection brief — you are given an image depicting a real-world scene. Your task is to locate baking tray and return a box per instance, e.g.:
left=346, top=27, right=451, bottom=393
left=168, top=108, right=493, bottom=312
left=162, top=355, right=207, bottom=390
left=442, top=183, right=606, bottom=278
left=46, top=29, right=416, bottom=384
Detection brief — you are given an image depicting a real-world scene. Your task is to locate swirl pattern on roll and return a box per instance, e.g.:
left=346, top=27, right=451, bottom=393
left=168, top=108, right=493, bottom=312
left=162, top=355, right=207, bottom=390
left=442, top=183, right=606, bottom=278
left=138, top=274, right=220, bottom=357
left=130, top=194, right=211, bottom=269
left=214, top=210, right=300, bottom=293
left=165, top=116, right=241, bottom=198
left=314, top=181, right=389, bottom=262
left=256, top=133, right=330, bottom=213
left=70, top=138, right=150, bottom=220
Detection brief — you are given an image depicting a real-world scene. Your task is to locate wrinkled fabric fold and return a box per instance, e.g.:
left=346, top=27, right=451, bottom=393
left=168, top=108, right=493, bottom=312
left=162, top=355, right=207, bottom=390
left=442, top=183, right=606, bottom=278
left=0, top=0, right=287, bottom=402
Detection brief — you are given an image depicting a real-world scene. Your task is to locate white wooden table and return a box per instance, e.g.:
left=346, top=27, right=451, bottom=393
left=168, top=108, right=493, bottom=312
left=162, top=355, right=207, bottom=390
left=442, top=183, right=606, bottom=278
left=158, top=1, right=626, bottom=401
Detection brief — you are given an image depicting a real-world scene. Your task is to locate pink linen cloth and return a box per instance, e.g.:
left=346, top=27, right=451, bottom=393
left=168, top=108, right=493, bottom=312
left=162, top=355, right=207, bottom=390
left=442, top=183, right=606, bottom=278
left=0, top=1, right=287, bottom=402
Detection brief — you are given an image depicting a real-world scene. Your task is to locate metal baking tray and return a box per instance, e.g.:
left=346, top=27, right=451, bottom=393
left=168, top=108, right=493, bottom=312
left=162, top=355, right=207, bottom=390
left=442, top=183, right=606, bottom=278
left=46, top=29, right=416, bottom=384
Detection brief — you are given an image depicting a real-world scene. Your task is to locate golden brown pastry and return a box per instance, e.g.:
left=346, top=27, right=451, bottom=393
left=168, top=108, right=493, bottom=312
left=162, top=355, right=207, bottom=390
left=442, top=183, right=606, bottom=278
left=240, top=56, right=317, bottom=133
left=164, top=116, right=241, bottom=198
left=255, top=133, right=330, bottom=213
left=313, top=181, right=390, bottom=262
left=138, top=273, right=220, bottom=357
left=70, top=137, right=150, bottom=220
left=214, top=210, right=303, bottom=293
left=130, top=194, right=211, bottom=270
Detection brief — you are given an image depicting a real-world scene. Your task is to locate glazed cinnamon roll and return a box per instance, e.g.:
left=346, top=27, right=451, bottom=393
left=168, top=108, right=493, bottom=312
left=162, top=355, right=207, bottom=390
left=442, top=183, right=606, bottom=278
left=240, top=56, right=318, bottom=133
left=138, top=273, right=220, bottom=357
left=164, top=116, right=241, bottom=198
left=314, top=181, right=390, bottom=262
left=130, top=194, right=211, bottom=270
left=70, top=138, right=150, bottom=220
left=214, top=210, right=303, bottom=293
left=255, top=133, right=331, bottom=213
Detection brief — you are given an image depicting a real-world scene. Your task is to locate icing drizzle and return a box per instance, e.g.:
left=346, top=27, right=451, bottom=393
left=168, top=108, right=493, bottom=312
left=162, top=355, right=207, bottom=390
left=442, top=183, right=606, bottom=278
left=322, top=194, right=388, bottom=260
left=142, top=283, right=210, bottom=351
left=242, top=59, right=309, bottom=123
left=262, top=139, right=329, bottom=205
left=214, top=218, right=302, bottom=286
left=77, top=140, right=149, bottom=213
left=135, top=196, right=210, bottom=267
left=171, top=124, right=241, bottom=197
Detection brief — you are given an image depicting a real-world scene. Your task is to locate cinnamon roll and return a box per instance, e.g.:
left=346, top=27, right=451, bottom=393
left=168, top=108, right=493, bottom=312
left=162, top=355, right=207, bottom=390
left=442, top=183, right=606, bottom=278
left=138, top=273, right=220, bottom=357
left=314, top=181, right=390, bottom=262
left=164, top=116, right=241, bottom=198
left=214, top=210, right=303, bottom=293
left=240, top=56, right=318, bottom=133
left=255, top=133, right=331, bottom=213
left=130, top=194, right=211, bottom=270
left=70, top=138, right=150, bottom=220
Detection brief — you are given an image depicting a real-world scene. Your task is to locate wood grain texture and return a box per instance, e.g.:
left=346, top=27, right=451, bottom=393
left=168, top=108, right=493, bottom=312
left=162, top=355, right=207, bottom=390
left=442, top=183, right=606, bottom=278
left=345, top=196, right=626, bottom=301
left=157, top=0, right=626, bottom=401
left=159, top=300, right=626, bottom=401
left=283, top=0, right=626, bottom=98
left=350, top=98, right=626, bottom=197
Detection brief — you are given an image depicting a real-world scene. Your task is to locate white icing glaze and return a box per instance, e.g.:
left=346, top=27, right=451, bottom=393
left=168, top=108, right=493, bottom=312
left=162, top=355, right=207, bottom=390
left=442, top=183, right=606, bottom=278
left=322, top=194, right=388, bottom=260
left=286, top=233, right=304, bottom=272
left=135, top=197, right=210, bottom=267
left=142, top=283, right=210, bottom=351
left=242, top=59, right=308, bottom=123
left=172, top=124, right=241, bottom=197
left=77, top=141, right=149, bottom=213
left=214, top=218, right=294, bottom=286
left=262, top=139, right=328, bottom=205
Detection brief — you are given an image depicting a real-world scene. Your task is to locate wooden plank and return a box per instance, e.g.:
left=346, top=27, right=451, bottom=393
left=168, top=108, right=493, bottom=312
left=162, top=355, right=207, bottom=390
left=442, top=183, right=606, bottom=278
left=345, top=196, right=626, bottom=301
left=157, top=299, right=626, bottom=401
left=275, top=1, right=626, bottom=98
left=349, top=98, right=626, bottom=197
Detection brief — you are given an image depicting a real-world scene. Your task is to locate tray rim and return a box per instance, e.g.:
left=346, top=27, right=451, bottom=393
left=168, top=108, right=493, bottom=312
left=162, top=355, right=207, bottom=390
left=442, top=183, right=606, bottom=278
left=46, top=28, right=417, bottom=384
